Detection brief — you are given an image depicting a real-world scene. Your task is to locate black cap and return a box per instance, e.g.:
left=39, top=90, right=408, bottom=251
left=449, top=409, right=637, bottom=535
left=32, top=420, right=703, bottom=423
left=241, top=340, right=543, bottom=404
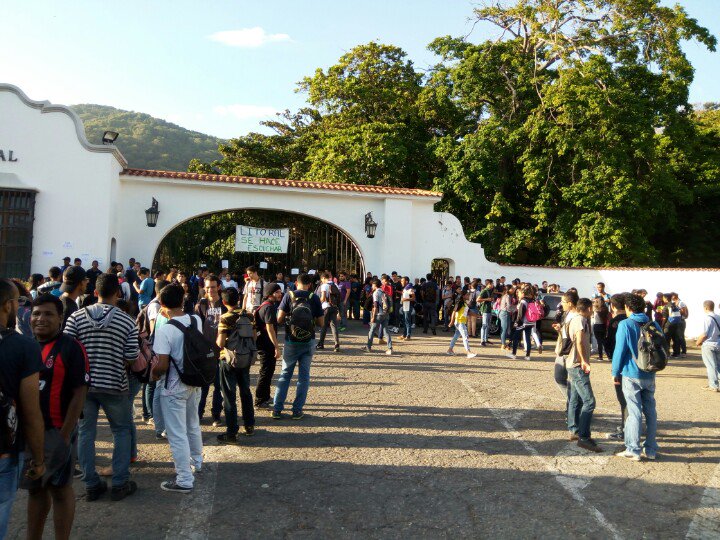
left=264, top=282, right=281, bottom=298
left=60, top=266, right=87, bottom=293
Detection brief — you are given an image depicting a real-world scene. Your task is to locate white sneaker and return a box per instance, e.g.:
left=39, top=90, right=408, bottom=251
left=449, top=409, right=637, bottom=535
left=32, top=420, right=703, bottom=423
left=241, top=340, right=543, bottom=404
left=467, top=352, right=477, bottom=359
left=505, top=353, right=516, bottom=359
left=641, top=450, right=656, bottom=460
left=524, top=356, right=531, bottom=361
left=615, top=449, right=642, bottom=461
left=386, top=349, right=393, bottom=356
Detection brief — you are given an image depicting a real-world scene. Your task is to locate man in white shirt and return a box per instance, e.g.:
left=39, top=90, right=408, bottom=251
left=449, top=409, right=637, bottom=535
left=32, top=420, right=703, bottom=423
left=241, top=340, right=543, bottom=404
left=696, top=300, right=720, bottom=392
left=242, top=266, right=265, bottom=313
left=221, top=273, right=238, bottom=291
left=152, top=285, right=204, bottom=494
left=316, top=272, right=340, bottom=351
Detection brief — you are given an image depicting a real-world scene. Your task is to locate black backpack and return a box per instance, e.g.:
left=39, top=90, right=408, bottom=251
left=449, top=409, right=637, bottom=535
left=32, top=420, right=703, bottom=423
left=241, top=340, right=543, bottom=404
left=423, top=283, right=437, bottom=303
left=0, top=330, right=19, bottom=455
left=225, top=311, right=257, bottom=369
left=633, top=321, right=669, bottom=372
left=287, top=292, right=315, bottom=342
left=329, top=283, right=342, bottom=307
left=166, top=316, right=218, bottom=387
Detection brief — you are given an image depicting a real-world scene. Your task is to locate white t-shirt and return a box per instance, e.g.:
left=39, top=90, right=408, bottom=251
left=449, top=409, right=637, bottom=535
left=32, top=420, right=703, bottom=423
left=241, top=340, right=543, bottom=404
left=153, top=314, right=202, bottom=396
left=703, top=314, right=720, bottom=346
left=402, top=288, right=413, bottom=312
left=319, top=283, right=332, bottom=309
left=222, top=279, right=238, bottom=290
left=243, top=279, right=264, bottom=311
left=372, top=289, right=386, bottom=316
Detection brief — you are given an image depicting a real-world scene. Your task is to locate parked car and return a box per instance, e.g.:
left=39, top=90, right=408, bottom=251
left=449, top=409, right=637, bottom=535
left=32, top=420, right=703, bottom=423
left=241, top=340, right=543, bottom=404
left=538, top=293, right=563, bottom=337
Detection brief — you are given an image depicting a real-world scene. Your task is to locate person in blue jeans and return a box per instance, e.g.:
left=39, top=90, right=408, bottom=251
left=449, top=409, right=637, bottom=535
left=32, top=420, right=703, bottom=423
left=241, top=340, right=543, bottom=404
left=362, top=279, right=393, bottom=355
left=272, top=274, right=324, bottom=420
left=696, top=300, right=720, bottom=391
left=612, top=292, right=662, bottom=461
left=399, top=277, right=415, bottom=340
left=0, top=279, right=45, bottom=538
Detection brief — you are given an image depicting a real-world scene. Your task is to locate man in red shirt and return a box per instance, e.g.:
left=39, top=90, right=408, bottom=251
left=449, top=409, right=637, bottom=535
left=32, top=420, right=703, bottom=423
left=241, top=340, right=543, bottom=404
left=28, top=294, right=89, bottom=540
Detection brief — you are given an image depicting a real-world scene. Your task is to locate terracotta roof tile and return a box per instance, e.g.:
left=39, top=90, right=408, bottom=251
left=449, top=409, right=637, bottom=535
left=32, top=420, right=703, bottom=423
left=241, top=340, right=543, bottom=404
left=121, top=168, right=442, bottom=198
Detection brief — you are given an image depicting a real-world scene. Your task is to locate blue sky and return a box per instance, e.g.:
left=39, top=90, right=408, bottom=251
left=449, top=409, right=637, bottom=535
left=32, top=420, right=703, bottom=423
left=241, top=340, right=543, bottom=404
left=3, top=0, right=718, bottom=139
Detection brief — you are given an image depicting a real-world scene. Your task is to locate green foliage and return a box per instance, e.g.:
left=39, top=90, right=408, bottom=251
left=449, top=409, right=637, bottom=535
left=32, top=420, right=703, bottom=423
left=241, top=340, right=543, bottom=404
left=72, top=104, right=222, bottom=171
left=186, top=0, right=719, bottom=268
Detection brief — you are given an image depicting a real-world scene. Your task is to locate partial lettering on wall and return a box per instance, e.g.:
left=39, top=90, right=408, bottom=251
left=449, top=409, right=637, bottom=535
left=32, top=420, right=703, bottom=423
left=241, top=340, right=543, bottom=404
left=0, top=150, right=18, bottom=162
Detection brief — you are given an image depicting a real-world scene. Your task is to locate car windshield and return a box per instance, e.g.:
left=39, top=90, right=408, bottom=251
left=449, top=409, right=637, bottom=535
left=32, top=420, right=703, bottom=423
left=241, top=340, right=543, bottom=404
left=542, top=295, right=561, bottom=311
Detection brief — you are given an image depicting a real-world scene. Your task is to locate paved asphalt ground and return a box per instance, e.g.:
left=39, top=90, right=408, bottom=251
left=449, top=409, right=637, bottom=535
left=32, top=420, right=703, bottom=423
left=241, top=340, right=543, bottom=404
left=6, top=323, right=720, bottom=539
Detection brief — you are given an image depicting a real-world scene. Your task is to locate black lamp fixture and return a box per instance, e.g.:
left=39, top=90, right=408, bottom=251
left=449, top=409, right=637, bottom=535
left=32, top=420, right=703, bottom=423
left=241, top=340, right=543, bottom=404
left=102, top=130, right=119, bottom=145
left=364, top=212, right=378, bottom=239
left=145, top=198, right=159, bottom=227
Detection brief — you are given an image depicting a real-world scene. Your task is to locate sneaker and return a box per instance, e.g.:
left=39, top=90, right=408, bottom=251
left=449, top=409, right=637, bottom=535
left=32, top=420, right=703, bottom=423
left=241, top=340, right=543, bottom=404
left=217, top=433, right=239, bottom=445
left=333, top=346, right=340, bottom=352
left=191, top=464, right=201, bottom=474
left=73, top=466, right=84, bottom=480
left=385, top=349, right=393, bottom=356
left=466, top=352, right=477, bottom=359
left=212, top=418, right=224, bottom=428
left=481, top=341, right=487, bottom=347
left=160, top=480, right=192, bottom=494
left=86, top=480, right=108, bottom=501
left=447, top=349, right=455, bottom=356
left=606, top=431, right=625, bottom=441
left=538, top=346, right=543, bottom=354
left=702, top=385, right=720, bottom=391
left=524, top=356, right=531, bottom=361
left=568, top=433, right=579, bottom=441
left=339, top=326, right=347, bottom=332
left=271, top=411, right=282, bottom=420
left=255, top=398, right=272, bottom=409
left=316, top=344, right=325, bottom=350
left=577, top=438, right=604, bottom=453
left=130, top=456, right=139, bottom=464
left=411, top=324, right=416, bottom=328
left=432, top=329, right=437, bottom=335
left=243, top=426, right=255, bottom=436
left=505, top=353, right=516, bottom=359
left=361, top=346, right=371, bottom=352
left=110, top=480, right=138, bottom=501
left=291, top=412, right=305, bottom=420
left=641, top=450, right=657, bottom=460
left=145, top=417, right=155, bottom=426
left=616, top=449, right=641, bottom=461
left=155, top=431, right=167, bottom=440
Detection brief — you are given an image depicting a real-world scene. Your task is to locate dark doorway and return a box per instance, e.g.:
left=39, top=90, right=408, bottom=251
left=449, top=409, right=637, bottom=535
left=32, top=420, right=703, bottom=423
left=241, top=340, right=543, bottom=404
left=154, top=209, right=365, bottom=279
left=0, top=189, right=36, bottom=278
left=431, top=258, right=450, bottom=283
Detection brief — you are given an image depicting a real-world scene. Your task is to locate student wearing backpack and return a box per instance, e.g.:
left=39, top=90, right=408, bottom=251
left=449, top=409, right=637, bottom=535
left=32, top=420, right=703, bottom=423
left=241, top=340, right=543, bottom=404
left=151, top=285, right=205, bottom=493
left=242, top=266, right=265, bottom=313
left=695, top=300, right=720, bottom=392
left=272, top=274, right=324, bottom=420
left=316, top=272, right=341, bottom=352
left=195, top=276, right=226, bottom=427
left=362, top=279, right=393, bottom=355
left=216, top=287, right=256, bottom=444
left=254, top=284, right=283, bottom=408
left=507, top=286, right=537, bottom=361
left=611, top=293, right=662, bottom=461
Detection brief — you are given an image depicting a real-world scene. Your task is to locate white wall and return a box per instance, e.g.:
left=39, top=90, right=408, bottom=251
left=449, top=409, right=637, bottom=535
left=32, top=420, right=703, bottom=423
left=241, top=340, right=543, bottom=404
left=0, top=85, right=125, bottom=274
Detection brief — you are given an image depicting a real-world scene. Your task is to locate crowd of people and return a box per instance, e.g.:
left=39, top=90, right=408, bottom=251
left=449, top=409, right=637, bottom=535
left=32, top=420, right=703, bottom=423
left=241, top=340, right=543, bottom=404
left=0, top=256, right=719, bottom=538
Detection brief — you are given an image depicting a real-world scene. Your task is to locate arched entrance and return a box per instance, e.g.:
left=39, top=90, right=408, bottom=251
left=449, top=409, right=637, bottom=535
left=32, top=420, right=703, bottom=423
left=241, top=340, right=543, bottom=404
left=153, top=209, right=365, bottom=278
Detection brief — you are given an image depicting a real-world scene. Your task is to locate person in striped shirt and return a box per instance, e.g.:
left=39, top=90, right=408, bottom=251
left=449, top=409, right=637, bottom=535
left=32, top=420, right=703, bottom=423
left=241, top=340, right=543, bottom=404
left=64, top=273, right=139, bottom=502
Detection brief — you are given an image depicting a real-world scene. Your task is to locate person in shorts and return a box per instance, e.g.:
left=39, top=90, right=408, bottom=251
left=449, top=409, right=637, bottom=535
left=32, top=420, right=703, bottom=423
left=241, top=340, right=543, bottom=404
left=27, top=294, right=89, bottom=539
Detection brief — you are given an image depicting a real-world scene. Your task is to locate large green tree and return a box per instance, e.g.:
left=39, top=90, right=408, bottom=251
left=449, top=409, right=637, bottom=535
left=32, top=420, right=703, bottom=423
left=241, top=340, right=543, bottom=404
left=431, top=0, right=716, bottom=266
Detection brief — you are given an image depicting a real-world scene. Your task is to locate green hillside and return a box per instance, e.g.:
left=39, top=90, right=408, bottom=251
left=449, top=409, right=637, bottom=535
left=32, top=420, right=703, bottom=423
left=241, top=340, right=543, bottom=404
left=71, top=104, right=223, bottom=171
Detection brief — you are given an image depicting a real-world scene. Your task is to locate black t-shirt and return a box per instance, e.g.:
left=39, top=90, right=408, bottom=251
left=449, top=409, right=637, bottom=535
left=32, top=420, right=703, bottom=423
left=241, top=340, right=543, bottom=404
left=195, top=298, right=227, bottom=341
left=85, top=268, right=102, bottom=294
left=392, top=281, right=403, bottom=301
left=0, top=330, right=43, bottom=403
left=278, top=290, right=323, bottom=342
left=349, top=282, right=361, bottom=301
left=38, top=334, right=90, bottom=430
left=60, top=296, right=79, bottom=329
left=255, top=301, right=278, bottom=352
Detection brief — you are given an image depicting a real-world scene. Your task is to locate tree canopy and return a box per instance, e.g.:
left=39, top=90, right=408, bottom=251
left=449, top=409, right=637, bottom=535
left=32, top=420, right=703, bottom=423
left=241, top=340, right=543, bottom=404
left=188, top=0, right=719, bottom=268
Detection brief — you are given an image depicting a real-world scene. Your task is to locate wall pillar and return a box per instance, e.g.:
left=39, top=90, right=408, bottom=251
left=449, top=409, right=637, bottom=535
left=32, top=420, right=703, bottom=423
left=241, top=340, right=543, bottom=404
left=381, top=199, right=413, bottom=275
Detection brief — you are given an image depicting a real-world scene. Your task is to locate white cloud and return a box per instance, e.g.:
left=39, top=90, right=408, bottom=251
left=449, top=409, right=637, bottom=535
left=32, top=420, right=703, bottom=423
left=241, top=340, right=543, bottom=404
left=208, top=27, right=291, bottom=48
left=213, top=104, right=278, bottom=120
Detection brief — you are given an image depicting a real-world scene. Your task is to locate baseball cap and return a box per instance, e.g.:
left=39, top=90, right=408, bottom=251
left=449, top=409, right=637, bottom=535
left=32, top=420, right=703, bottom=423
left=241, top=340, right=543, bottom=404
left=263, top=282, right=281, bottom=298
left=60, top=266, right=87, bottom=293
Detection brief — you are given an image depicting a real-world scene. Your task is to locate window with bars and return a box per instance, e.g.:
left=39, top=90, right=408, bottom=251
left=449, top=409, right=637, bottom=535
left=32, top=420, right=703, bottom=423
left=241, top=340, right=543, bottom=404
left=0, top=189, right=36, bottom=278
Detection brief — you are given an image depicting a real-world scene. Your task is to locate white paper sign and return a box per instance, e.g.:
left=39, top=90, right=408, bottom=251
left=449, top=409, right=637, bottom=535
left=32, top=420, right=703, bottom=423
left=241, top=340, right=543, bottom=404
left=235, top=225, right=289, bottom=253
left=221, top=260, right=229, bottom=269
left=290, top=268, right=299, bottom=275
left=259, top=261, right=268, bottom=269
left=308, top=269, right=316, bottom=275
